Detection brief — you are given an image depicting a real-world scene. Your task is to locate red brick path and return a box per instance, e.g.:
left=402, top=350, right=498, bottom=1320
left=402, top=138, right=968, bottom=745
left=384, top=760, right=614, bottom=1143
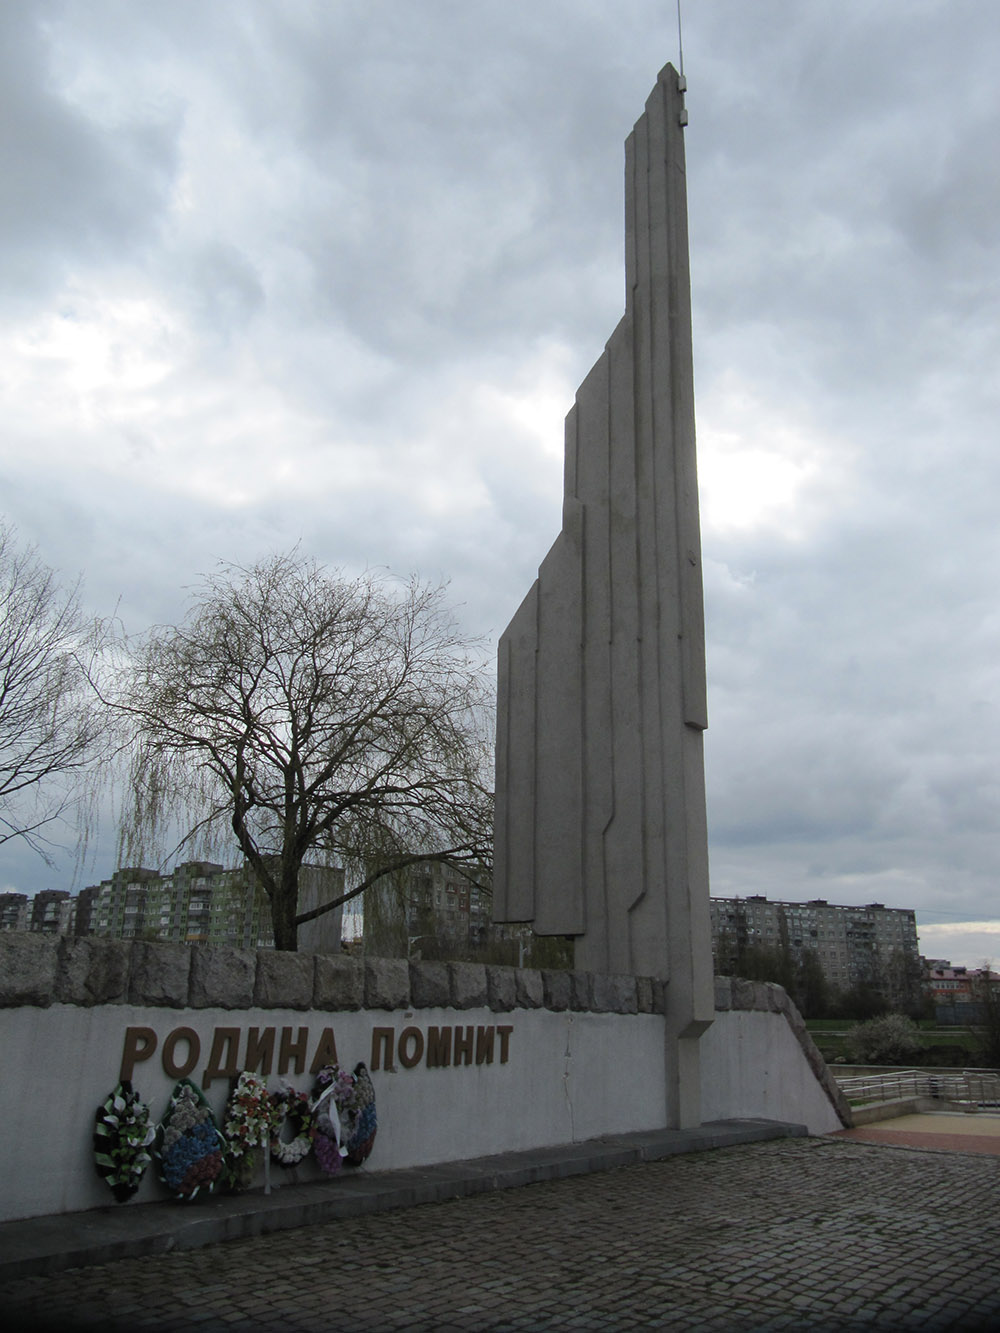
left=833, top=1125, right=1000, bottom=1155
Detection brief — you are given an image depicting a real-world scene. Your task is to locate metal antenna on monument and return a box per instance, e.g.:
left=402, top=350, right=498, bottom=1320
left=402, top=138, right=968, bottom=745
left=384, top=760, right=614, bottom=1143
left=676, top=0, right=686, bottom=84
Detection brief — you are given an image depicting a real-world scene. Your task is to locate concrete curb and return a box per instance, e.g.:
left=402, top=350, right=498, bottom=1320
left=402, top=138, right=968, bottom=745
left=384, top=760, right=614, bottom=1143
left=0, top=1118, right=806, bottom=1282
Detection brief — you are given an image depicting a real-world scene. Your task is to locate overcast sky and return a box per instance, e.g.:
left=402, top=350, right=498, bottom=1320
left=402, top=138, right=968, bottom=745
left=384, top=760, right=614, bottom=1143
left=2, top=0, right=998, bottom=968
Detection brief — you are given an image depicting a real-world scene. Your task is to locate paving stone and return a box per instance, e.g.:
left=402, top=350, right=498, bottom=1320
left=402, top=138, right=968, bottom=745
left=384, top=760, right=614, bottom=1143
left=2, top=1138, right=999, bottom=1330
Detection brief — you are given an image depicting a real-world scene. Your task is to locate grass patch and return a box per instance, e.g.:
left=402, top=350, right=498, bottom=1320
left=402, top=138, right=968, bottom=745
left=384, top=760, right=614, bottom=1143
left=805, top=1020, right=981, bottom=1066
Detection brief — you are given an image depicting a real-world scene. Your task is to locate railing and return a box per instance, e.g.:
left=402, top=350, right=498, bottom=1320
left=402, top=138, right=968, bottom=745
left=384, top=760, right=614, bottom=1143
left=837, top=1068, right=1000, bottom=1109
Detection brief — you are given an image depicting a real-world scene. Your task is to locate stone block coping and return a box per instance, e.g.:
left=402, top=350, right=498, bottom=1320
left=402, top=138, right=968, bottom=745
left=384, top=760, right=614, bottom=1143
left=0, top=934, right=672, bottom=1018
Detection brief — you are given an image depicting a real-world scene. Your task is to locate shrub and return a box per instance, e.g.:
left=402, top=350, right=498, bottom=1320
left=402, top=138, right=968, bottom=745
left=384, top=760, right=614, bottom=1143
left=844, top=1013, right=922, bottom=1066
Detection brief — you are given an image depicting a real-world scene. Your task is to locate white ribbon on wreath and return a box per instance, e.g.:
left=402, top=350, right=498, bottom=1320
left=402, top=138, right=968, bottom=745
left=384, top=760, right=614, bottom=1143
left=311, top=1082, right=343, bottom=1151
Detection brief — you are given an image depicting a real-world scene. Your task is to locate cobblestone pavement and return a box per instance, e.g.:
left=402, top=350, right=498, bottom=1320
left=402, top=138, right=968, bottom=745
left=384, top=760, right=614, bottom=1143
left=3, top=1138, right=999, bottom=1332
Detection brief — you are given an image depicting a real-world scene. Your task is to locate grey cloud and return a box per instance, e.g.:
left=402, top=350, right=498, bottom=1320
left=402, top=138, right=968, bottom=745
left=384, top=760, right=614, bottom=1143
left=1, top=0, right=998, bottom=960
left=182, top=242, right=266, bottom=338
left=0, top=5, right=178, bottom=300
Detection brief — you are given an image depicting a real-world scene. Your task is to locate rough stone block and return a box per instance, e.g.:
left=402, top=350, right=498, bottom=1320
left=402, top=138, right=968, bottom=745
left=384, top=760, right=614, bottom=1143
left=410, top=960, right=450, bottom=1009
left=590, top=973, right=638, bottom=1014
left=313, top=955, right=363, bottom=1011
left=713, top=976, right=733, bottom=1011
left=569, top=971, right=593, bottom=1011
left=128, top=941, right=192, bottom=1007
left=636, top=976, right=654, bottom=1014
left=56, top=937, right=129, bottom=1006
left=514, top=968, right=544, bottom=1009
left=449, top=961, right=487, bottom=1009
left=253, top=950, right=313, bottom=1010
left=0, top=932, right=58, bottom=1007
left=760, top=981, right=787, bottom=1013
left=486, top=965, right=516, bottom=1012
left=651, top=978, right=668, bottom=1014
left=189, top=946, right=256, bottom=1009
left=615, top=973, right=640, bottom=1014
left=541, top=969, right=571, bottom=1011
left=730, top=977, right=756, bottom=1011
left=364, top=957, right=410, bottom=1010
left=782, top=1000, right=809, bottom=1040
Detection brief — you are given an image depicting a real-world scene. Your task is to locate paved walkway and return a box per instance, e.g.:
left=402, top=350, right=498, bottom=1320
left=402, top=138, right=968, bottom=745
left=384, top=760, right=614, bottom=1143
left=3, top=1135, right=999, bottom=1331
left=832, top=1111, right=1000, bottom=1156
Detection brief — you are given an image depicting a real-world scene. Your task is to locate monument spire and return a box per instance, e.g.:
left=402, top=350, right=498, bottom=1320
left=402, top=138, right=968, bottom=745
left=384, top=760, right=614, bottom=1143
left=492, top=64, right=714, bottom=1127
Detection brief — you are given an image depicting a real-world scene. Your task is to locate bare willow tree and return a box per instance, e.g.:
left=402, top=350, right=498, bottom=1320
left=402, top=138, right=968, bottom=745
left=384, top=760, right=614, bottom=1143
left=101, top=550, right=493, bottom=950
left=0, top=522, right=101, bottom=861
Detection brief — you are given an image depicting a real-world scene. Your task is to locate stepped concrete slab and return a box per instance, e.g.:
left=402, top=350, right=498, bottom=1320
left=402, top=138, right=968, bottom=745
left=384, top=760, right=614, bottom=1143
left=0, top=1118, right=804, bottom=1282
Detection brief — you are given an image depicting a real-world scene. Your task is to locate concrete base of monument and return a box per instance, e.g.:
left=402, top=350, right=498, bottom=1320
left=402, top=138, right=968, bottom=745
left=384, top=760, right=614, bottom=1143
left=0, top=1118, right=807, bottom=1282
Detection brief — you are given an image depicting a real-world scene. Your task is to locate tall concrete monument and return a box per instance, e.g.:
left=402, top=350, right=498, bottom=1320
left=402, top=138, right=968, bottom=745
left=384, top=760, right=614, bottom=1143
left=492, top=64, right=714, bottom=1127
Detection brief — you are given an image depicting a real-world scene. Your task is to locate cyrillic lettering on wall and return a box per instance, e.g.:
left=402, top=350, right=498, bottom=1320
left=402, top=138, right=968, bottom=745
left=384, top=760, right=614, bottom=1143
left=309, top=1027, right=339, bottom=1073
left=426, top=1026, right=452, bottom=1067
left=245, top=1026, right=276, bottom=1076
left=162, top=1026, right=201, bottom=1079
left=371, top=1027, right=396, bottom=1072
left=278, top=1025, right=309, bottom=1076
left=202, top=1028, right=240, bottom=1086
left=398, top=1026, right=425, bottom=1069
left=120, top=1026, right=157, bottom=1082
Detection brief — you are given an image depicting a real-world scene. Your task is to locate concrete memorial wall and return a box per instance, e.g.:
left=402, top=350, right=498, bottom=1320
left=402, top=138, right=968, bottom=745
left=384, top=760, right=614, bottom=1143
left=0, top=934, right=847, bottom=1223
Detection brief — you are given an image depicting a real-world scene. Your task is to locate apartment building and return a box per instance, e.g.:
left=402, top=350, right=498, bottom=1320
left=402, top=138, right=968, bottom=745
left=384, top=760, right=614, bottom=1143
left=76, top=860, right=341, bottom=951
left=406, top=860, right=492, bottom=945
left=0, top=892, right=29, bottom=931
left=362, top=858, right=493, bottom=956
left=710, top=895, right=920, bottom=995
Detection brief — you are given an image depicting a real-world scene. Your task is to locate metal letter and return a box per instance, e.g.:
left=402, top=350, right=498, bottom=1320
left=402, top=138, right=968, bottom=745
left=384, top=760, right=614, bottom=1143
left=398, top=1026, right=425, bottom=1069
left=162, top=1026, right=201, bottom=1079
left=426, top=1026, right=453, bottom=1068
left=278, top=1025, right=309, bottom=1076
left=453, top=1024, right=474, bottom=1066
left=245, top=1026, right=276, bottom=1076
left=309, top=1026, right=339, bottom=1074
left=119, top=1026, right=157, bottom=1082
left=202, top=1027, right=241, bottom=1087
left=475, top=1025, right=495, bottom=1065
left=371, top=1026, right=396, bottom=1072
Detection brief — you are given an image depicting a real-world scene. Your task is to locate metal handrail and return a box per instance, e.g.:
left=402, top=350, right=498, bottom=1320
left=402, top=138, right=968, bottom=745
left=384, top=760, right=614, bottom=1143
left=837, top=1068, right=1000, bottom=1108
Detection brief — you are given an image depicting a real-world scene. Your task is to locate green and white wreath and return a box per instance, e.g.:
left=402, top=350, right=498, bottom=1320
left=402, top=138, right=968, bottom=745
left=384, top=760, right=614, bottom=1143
left=94, top=1081, right=155, bottom=1202
left=269, top=1083, right=315, bottom=1166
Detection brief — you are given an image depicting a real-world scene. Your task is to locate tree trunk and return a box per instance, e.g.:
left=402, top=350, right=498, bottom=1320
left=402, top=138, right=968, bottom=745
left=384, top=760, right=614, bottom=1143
left=270, top=860, right=300, bottom=951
